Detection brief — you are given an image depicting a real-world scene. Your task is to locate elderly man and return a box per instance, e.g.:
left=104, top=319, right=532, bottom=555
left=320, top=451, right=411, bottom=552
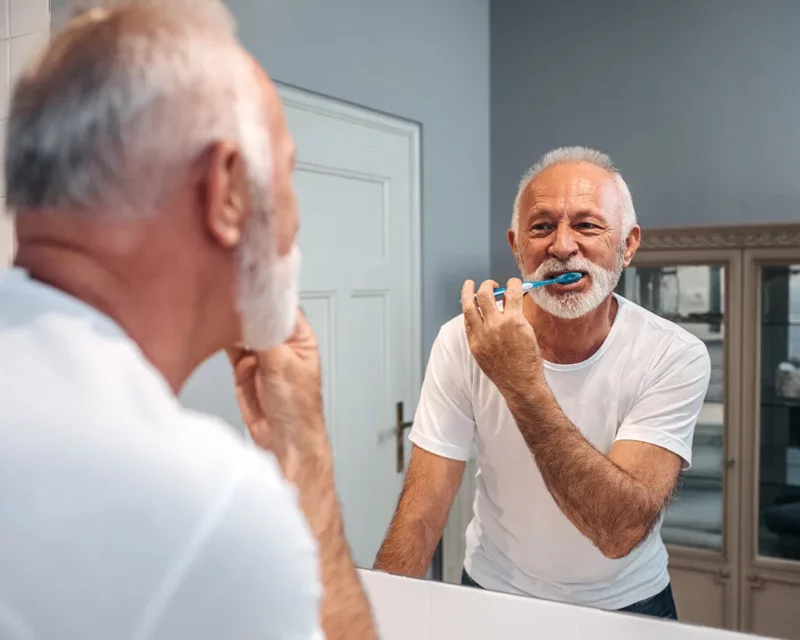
left=0, top=2, right=375, bottom=639
left=374, top=147, right=711, bottom=619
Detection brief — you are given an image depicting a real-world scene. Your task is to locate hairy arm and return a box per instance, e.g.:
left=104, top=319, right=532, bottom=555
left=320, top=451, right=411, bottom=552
left=504, top=383, right=681, bottom=559
left=374, top=445, right=465, bottom=577
left=284, top=417, right=376, bottom=640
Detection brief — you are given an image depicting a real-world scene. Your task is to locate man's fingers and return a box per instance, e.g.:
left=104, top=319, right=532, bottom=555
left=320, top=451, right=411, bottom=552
left=502, top=278, right=524, bottom=315
left=475, top=280, right=500, bottom=319
left=461, top=280, right=483, bottom=331
left=225, top=346, right=247, bottom=366
left=226, top=347, right=258, bottom=379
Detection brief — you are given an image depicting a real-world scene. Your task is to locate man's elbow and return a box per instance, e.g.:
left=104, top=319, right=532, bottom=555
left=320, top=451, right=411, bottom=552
left=596, top=524, right=653, bottom=560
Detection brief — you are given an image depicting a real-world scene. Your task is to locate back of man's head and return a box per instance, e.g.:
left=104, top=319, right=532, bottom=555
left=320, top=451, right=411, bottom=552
left=3, top=0, right=301, bottom=386
left=6, top=0, right=268, bottom=218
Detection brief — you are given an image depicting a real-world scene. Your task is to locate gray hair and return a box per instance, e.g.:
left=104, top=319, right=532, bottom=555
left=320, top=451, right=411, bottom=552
left=5, top=0, right=270, bottom=216
left=510, top=146, right=637, bottom=238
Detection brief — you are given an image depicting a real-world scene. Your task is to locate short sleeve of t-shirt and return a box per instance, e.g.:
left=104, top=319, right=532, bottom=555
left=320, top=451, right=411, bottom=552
left=140, top=449, right=324, bottom=640
left=408, top=321, right=476, bottom=461
left=614, top=338, right=711, bottom=469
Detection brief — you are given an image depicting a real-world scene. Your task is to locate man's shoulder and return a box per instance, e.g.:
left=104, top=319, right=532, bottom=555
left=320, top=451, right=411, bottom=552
left=172, top=410, right=308, bottom=534
left=174, top=408, right=291, bottom=487
left=145, top=410, right=322, bottom=637
left=430, top=314, right=475, bottom=370
left=438, top=313, right=469, bottom=346
left=617, top=296, right=710, bottom=369
left=619, top=296, right=707, bottom=348
left=138, top=402, right=293, bottom=495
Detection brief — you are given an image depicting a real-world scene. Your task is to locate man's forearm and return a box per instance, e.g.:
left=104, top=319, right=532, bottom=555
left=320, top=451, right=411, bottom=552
left=503, top=382, right=662, bottom=559
left=374, top=446, right=463, bottom=578
left=289, top=428, right=377, bottom=640
left=373, top=512, right=440, bottom=578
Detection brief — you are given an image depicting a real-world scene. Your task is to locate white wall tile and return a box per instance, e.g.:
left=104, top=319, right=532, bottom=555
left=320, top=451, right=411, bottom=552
left=10, top=31, right=48, bottom=85
left=10, top=0, right=49, bottom=38
left=0, top=0, right=10, bottom=40
left=0, top=199, right=14, bottom=267
left=0, top=1, right=46, bottom=269
left=0, top=40, right=8, bottom=119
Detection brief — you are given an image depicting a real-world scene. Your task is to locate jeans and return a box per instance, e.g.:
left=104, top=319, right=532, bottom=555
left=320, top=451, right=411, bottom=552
left=460, top=570, right=678, bottom=620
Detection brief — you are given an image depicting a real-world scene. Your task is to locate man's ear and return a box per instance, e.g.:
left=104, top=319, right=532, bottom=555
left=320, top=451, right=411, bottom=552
left=507, top=227, right=517, bottom=256
left=202, top=140, right=249, bottom=249
left=623, top=225, right=641, bottom=268
left=508, top=228, right=525, bottom=271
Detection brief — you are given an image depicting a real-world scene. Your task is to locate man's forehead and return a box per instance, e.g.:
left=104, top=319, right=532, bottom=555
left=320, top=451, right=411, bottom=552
left=524, top=162, right=618, bottom=211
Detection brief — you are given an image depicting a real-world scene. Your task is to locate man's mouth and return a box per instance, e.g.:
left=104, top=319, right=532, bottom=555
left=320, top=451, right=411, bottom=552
left=545, top=269, right=588, bottom=280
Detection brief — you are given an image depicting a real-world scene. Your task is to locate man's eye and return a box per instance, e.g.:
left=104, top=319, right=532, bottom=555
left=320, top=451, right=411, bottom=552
left=531, top=223, right=552, bottom=231
left=575, top=222, right=597, bottom=229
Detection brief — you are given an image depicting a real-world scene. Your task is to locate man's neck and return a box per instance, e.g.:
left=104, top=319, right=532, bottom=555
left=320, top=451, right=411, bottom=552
left=524, top=294, right=618, bottom=365
left=15, top=240, right=213, bottom=394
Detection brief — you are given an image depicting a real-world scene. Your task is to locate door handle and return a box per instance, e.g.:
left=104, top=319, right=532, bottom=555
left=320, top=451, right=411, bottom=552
left=395, top=401, right=414, bottom=473
left=713, top=567, right=731, bottom=585
left=746, top=572, right=765, bottom=591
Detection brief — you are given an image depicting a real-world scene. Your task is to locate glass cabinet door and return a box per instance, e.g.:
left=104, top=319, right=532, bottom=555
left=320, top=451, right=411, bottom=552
left=757, top=264, right=800, bottom=563
left=742, top=252, right=800, bottom=640
left=617, top=265, right=726, bottom=552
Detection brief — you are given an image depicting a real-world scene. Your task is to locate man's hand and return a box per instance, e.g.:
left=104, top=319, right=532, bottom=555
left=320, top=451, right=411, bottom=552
left=227, top=310, right=327, bottom=475
left=461, top=278, right=543, bottom=396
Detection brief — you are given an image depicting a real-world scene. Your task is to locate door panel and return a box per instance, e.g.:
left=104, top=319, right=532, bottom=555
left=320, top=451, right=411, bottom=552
left=744, top=574, right=800, bottom=639
left=742, top=252, right=800, bottom=639
left=670, top=563, right=728, bottom=629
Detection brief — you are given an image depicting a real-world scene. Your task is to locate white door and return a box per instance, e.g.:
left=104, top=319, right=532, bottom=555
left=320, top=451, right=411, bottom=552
left=181, top=86, right=422, bottom=569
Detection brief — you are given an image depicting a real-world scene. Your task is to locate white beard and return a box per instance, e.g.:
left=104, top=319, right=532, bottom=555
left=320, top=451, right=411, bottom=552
left=237, top=222, right=301, bottom=351
left=523, top=248, right=624, bottom=320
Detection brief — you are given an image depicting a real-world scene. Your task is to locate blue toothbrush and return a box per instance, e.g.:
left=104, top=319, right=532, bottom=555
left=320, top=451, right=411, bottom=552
left=462, top=271, right=583, bottom=301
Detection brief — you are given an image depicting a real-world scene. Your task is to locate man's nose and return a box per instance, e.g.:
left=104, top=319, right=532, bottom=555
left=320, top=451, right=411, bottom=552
left=547, top=224, right=579, bottom=261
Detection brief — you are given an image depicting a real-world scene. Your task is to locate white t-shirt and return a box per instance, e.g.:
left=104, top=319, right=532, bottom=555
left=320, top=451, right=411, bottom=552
left=409, top=294, right=711, bottom=610
left=0, top=268, right=323, bottom=640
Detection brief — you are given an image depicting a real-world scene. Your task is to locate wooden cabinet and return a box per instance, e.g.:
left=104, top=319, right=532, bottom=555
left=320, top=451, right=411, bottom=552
left=632, top=224, right=800, bottom=638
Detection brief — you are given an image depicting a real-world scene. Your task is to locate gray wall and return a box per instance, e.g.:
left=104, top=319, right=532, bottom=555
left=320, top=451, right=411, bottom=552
left=54, top=0, right=491, bottom=355
left=491, top=0, right=800, bottom=280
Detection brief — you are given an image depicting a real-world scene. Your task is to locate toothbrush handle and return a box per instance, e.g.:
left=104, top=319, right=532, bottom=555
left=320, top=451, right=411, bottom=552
left=493, top=282, right=538, bottom=298
left=459, top=287, right=509, bottom=303
left=527, top=280, right=549, bottom=290
left=459, top=281, right=539, bottom=302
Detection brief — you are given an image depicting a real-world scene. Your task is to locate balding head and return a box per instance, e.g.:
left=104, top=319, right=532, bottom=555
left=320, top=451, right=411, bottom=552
left=6, top=0, right=301, bottom=388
